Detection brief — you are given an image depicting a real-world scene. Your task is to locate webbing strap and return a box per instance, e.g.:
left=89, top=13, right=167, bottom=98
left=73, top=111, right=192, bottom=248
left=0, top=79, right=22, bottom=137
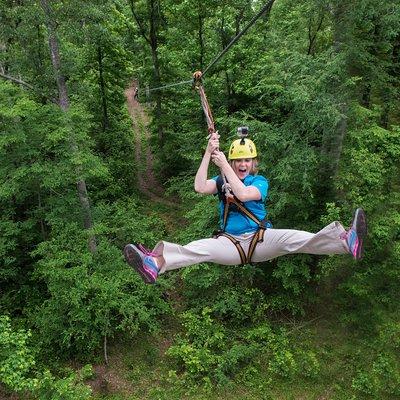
left=198, top=84, right=215, bottom=134
left=215, top=229, right=265, bottom=265
left=247, top=228, right=265, bottom=263
left=222, top=195, right=264, bottom=230
left=215, top=232, right=247, bottom=265
left=218, top=191, right=266, bottom=264
left=193, top=71, right=215, bottom=134
left=193, top=71, right=229, bottom=191
left=222, top=198, right=231, bottom=231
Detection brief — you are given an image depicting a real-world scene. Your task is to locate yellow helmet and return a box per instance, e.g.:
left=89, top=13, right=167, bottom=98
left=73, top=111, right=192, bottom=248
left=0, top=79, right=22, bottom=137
left=228, top=138, right=257, bottom=159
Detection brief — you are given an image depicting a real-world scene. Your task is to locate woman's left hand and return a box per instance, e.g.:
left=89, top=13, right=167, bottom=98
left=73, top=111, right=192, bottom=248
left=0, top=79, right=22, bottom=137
left=211, top=150, right=228, bottom=168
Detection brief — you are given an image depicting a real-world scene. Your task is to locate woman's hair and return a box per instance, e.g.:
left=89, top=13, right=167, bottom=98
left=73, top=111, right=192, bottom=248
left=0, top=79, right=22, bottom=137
left=229, top=158, right=259, bottom=175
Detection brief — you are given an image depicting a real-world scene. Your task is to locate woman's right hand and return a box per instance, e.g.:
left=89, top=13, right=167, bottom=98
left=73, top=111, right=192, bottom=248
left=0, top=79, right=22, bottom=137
left=206, top=132, right=220, bottom=155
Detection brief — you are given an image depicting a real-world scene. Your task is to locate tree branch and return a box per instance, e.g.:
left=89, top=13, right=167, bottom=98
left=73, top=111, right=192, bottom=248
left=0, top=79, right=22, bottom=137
left=307, top=14, right=324, bottom=56
left=0, top=72, right=33, bottom=89
left=128, top=0, right=151, bottom=45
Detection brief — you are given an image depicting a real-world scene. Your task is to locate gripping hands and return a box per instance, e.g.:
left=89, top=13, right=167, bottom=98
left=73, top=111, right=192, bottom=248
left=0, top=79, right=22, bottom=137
left=211, top=149, right=228, bottom=168
left=206, top=132, right=220, bottom=155
left=206, top=132, right=228, bottom=167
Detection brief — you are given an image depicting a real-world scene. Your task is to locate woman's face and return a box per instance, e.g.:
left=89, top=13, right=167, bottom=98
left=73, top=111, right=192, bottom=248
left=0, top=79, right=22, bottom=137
left=232, top=158, right=253, bottom=180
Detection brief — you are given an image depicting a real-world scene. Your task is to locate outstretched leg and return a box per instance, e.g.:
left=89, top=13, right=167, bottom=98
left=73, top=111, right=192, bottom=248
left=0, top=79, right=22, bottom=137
left=154, top=236, right=243, bottom=273
left=124, top=236, right=242, bottom=283
left=252, top=221, right=349, bottom=262
left=252, top=209, right=367, bottom=262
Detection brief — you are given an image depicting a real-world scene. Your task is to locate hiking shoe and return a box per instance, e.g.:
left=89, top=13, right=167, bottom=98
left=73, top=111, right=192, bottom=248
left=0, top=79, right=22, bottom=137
left=123, top=243, right=159, bottom=284
left=346, top=208, right=367, bottom=260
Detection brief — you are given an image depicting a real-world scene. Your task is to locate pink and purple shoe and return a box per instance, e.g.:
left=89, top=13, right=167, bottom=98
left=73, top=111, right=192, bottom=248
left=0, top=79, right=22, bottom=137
left=346, top=208, right=367, bottom=260
left=123, top=243, right=159, bottom=284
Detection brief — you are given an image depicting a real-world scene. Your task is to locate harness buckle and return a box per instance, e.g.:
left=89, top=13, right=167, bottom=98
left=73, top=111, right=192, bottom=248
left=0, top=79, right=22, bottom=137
left=212, top=229, right=223, bottom=238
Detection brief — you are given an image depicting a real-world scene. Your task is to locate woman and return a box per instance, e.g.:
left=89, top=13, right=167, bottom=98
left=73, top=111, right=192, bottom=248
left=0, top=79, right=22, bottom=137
left=124, top=133, right=367, bottom=284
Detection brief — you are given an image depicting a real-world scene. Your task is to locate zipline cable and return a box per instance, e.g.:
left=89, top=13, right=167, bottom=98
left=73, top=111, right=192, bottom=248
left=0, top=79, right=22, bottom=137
left=145, top=0, right=275, bottom=94
left=202, top=0, right=275, bottom=77
left=148, top=79, right=193, bottom=93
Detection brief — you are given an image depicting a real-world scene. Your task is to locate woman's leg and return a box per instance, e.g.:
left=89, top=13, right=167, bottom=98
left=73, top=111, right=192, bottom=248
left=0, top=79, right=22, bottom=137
left=154, top=236, right=243, bottom=274
left=124, top=222, right=350, bottom=282
left=252, top=221, right=349, bottom=263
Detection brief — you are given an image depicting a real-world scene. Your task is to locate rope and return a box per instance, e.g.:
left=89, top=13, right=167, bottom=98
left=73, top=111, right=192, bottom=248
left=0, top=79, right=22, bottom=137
left=197, top=84, right=215, bottom=133
left=193, top=71, right=229, bottom=187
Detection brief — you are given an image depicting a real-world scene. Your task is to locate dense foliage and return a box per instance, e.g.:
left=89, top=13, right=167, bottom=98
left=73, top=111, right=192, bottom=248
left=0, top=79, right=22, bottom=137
left=1, top=0, right=399, bottom=398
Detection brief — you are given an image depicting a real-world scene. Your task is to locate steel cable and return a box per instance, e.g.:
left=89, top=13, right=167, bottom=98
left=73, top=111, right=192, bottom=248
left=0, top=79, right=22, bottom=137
left=145, top=0, right=275, bottom=94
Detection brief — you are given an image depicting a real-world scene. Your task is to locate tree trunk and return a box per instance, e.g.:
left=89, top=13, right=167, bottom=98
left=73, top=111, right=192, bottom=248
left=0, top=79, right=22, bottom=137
left=128, top=0, right=164, bottom=144
left=360, top=81, right=371, bottom=108
left=97, top=45, right=109, bottom=131
left=148, top=0, right=164, bottom=144
left=381, top=33, right=400, bottom=129
left=38, top=192, right=47, bottom=241
left=40, top=0, right=97, bottom=253
left=329, top=3, right=349, bottom=180
left=330, top=102, right=348, bottom=179
left=321, top=3, right=350, bottom=181
left=103, top=334, right=109, bottom=365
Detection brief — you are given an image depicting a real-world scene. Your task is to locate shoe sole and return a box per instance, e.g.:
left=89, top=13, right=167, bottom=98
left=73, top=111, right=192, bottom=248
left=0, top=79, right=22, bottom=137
left=123, top=244, right=154, bottom=284
left=353, top=208, right=367, bottom=260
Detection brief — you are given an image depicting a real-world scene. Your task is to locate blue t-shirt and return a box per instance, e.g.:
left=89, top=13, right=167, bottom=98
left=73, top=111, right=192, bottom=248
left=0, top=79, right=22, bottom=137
left=213, top=175, right=269, bottom=235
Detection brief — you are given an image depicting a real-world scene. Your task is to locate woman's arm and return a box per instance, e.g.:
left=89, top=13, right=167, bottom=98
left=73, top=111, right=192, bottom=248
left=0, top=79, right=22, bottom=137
left=211, top=151, right=261, bottom=202
left=194, top=134, right=219, bottom=194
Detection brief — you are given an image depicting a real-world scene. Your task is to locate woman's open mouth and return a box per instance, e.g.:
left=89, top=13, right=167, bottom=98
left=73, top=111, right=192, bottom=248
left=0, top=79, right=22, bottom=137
left=237, top=167, right=248, bottom=178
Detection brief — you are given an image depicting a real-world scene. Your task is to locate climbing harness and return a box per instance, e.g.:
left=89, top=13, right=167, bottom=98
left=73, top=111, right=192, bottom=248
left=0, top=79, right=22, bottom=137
left=214, top=229, right=266, bottom=266
left=213, top=175, right=271, bottom=265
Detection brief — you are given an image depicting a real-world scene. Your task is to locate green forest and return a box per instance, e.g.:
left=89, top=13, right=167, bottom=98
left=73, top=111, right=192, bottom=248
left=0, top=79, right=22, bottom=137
left=1, top=0, right=399, bottom=398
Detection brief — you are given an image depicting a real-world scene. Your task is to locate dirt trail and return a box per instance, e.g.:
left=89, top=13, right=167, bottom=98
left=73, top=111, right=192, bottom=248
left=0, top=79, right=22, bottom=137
left=124, top=83, right=176, bottom=207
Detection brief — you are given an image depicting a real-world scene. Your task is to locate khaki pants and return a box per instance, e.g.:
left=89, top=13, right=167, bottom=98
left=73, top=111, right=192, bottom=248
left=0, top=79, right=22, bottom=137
left=154, top=221, right=349, bottom=274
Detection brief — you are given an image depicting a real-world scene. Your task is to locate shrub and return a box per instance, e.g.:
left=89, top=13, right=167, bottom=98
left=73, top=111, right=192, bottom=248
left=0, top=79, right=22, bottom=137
left=167, top=310, right=320, bottom=386
left=0, top=315, right=92, bottom=399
